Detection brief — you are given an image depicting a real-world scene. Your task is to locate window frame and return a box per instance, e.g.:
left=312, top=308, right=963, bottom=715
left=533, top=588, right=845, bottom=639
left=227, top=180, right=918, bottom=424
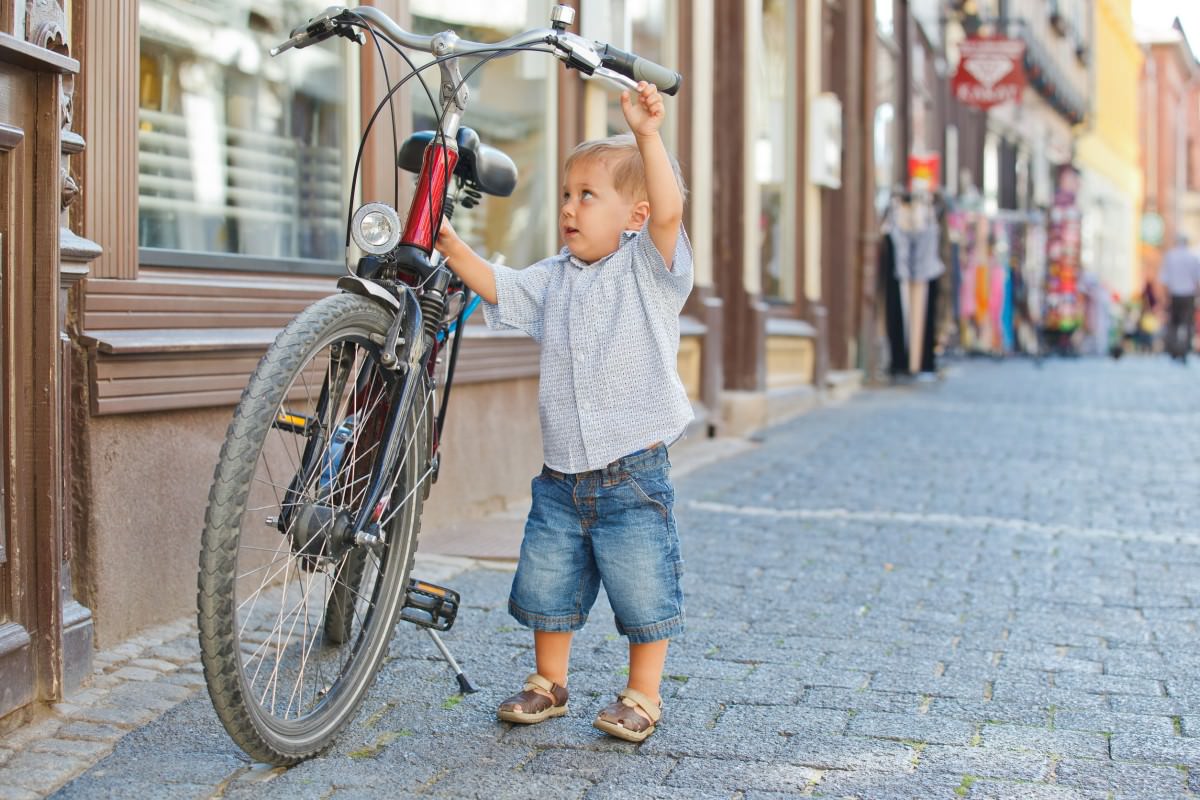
left=135, top=0, right=362, bottom=275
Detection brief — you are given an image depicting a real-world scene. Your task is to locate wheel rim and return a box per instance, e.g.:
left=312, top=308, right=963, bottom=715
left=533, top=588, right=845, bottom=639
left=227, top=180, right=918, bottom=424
left=230, top=327, right=432, bottom=736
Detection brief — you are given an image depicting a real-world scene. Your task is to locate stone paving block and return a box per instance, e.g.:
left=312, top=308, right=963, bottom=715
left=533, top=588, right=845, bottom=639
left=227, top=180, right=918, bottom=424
left=966, top=778, right=1099, bottom=799
left=808, top=767, right=965, bottom=799
left=925, top=698, right=1050, bottom=727
left=585, top=786, right=733, bottom=800
left=801, top=687, right=923, bottom=715
left=1052, top=672, right=1163, bottom=697
left=54, top=720, right=128, bottom=743
left=664, top=757, right=820, bottom=793
left=0, top=751, right=91, bottom=794
left=1052, top=710, right=1175, bottom=737
left=1110, top=732, right=1200, bottom=764
left=915, top=743, right=1050, bottom=782
left=1, top=718, right=62, bottom=748
left=1109, top=694, right=1195, bottom=716
left=642, top=703, right=845, bottom=762
left=1053, top=757, right=1188, bottom=797
left=102, top=678, right=193, bottom=712
left=977, top=723, right=1110, bottom=760
left=129, top=657, right=180, bottom=673
left=68, top=703, right=158, bottom=729
left=867, top=669, right=985, bottom=700
left=108, top=666, right=164, bottom=683
left=0, top=786, right=39, bottom=800
left=160, top=671, right=208, bottom=690
left=846, top=710, right=976, bottom=746
left=523, top=749, right=676, bottom=785
left=53, top=778, right=215, bottom=800
left=28, top=738, right=113, bottom=759
left=421, top=767, right=592, bottom=799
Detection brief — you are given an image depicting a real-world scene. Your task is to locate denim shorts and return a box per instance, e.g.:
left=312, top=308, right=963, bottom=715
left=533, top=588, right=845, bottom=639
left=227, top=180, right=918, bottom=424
left=508, top=443, right=684, bottom=644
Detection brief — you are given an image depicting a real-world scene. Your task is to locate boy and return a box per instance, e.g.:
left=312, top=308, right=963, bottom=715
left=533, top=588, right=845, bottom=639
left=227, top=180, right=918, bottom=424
left=435, top=81, right=691, bottom=742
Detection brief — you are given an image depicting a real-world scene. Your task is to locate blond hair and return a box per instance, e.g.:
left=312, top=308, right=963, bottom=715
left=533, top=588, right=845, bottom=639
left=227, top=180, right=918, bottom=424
left=564, top=133, right=687, bottom=203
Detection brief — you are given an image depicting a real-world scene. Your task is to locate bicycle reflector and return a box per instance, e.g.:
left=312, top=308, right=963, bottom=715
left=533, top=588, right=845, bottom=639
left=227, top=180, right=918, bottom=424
left=351, top=202, right=402, bottom=255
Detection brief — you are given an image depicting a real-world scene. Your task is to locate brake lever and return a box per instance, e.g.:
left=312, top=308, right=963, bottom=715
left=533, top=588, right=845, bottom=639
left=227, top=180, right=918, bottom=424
left=582, top=66, right=639, bottom=93
left=270, top=8, right=362, bottom=57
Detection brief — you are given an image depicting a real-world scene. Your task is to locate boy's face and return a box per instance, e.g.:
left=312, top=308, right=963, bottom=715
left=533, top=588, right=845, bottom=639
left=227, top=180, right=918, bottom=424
left=560, top=158, right=648, bottom=263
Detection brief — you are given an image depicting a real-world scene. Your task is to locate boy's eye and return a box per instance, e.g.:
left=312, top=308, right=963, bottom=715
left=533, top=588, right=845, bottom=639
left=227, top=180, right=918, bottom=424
left=581, top=190, right=594, bottom=200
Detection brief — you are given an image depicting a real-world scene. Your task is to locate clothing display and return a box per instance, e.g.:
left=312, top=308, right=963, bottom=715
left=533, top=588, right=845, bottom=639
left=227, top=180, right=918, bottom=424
left=879, top=196, right=942, bottom=376
left=948, top=208, right=1046, bottom=357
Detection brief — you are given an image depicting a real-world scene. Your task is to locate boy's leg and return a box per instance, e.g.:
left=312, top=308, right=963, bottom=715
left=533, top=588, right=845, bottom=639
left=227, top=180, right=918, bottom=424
left=534, top=630, right=574, bottom=687
left=627, top=638, right=669, bottom=707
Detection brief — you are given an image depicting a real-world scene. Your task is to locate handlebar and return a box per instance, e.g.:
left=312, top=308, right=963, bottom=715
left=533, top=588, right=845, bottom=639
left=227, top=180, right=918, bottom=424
left=270, top=5, right=682, bottom=96
left=596, top=43, right=682, bottom=96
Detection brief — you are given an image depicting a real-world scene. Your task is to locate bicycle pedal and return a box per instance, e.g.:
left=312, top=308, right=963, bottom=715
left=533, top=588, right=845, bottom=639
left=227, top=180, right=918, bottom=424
left=273, top=411, right=317, bottom=436
left=399, top=579, right=460, bottom=631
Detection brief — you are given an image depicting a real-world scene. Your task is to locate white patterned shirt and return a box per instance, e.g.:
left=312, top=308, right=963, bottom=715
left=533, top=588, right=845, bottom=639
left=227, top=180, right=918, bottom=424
left=482, top=223, right=694, bottom=473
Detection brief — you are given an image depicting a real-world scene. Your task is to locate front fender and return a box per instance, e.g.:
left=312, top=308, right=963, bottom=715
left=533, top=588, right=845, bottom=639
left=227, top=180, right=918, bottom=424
left=336, top=275, right=400, bottom=312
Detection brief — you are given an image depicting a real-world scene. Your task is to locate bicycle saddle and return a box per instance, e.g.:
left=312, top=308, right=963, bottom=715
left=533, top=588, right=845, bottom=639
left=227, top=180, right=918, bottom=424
left=398, top=127, right=518, bottom=198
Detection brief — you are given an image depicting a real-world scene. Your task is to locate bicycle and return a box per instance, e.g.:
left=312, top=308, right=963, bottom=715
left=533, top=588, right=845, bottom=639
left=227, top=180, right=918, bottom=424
left=196, top=4, right=681, bottom=766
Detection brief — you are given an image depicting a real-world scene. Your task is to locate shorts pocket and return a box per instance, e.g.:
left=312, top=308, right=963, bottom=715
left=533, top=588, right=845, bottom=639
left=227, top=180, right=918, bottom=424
left=623, top=470, right=673, bottom=519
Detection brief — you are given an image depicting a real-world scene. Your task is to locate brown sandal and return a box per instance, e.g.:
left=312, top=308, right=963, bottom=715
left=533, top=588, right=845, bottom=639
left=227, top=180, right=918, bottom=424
left=497, top=673, right=569, bottom=724
left=593, top=687, right=662, bottom=742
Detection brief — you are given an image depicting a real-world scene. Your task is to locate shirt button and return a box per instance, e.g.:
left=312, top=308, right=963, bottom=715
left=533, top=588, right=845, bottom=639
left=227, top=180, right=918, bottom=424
left=575, top=352, right=585, bottom=364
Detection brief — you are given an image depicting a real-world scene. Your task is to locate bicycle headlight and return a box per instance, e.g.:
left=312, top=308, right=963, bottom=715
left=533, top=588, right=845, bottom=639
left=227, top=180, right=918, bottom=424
left=351, top=203, right=402, bottom=255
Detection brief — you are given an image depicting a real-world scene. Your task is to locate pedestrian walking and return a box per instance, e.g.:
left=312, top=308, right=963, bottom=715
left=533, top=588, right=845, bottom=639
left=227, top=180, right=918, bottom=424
left=1160, top=234, right=1200, bottom=363
left=436, top=81, right=690, bottom=742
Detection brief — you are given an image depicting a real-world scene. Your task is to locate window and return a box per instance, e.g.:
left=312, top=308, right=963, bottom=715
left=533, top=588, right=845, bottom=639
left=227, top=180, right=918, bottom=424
left=757, top=0, right=794, bottom=301
left=601, top=0, right=676, bottom=146
left=407, top=1, right=558, bottom=269
left=137, top=1, right=356, bottom=270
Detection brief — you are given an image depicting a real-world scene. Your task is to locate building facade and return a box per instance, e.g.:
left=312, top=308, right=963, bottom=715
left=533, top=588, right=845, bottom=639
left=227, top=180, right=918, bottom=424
left=1074, top=0, right=1140, bottom=299
left=1137, top=20, right=1200, bottom=286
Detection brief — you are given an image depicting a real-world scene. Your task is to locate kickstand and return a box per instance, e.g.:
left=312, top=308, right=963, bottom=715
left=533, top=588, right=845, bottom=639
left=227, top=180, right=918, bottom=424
left=426, top=628, right=477, bottom=694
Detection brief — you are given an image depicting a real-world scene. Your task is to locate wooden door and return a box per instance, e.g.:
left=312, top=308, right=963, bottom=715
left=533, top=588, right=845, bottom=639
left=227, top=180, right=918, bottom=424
left=0, top=63, right=38, bottom=719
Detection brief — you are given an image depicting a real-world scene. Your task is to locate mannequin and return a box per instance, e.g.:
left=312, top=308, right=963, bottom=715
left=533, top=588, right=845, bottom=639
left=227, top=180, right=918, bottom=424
left=886, top=191, right=945, bottom=376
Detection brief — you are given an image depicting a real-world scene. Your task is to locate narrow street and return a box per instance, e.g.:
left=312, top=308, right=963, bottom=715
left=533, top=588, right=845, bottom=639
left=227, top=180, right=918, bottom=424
left=42, top=358, right=1200, bottom=799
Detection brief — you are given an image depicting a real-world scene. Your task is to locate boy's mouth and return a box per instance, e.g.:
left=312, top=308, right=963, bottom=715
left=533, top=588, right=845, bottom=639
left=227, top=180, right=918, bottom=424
left=563, top=226, right=579, bottom=237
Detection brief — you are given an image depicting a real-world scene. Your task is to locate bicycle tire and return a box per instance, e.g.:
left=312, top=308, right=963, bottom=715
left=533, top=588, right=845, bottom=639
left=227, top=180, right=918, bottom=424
left=197, top=292, right=433, bottom=765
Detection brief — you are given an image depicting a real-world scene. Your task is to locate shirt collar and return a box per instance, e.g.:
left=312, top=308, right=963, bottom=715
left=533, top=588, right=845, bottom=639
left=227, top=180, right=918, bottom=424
left=562, top=229, right=639, bottom=269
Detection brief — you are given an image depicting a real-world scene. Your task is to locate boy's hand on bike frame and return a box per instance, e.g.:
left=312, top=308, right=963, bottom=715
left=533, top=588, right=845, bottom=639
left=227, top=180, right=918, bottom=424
left=436, top=218, right=498, bottom=304
left=621, top=81, right=665, bottom=138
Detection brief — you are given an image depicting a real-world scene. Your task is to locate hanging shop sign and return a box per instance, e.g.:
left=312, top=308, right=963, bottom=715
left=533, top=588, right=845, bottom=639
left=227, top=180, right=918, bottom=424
left=952, top=36, right=1026, bottom=110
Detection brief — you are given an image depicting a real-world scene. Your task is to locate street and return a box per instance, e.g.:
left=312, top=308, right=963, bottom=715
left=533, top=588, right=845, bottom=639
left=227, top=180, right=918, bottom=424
left=33, top=357, right=1200, bottom=798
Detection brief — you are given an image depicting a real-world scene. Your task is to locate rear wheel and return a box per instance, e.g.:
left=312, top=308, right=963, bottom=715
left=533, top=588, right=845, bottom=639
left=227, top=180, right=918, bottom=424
left=197, top=293, right=434, bottom=765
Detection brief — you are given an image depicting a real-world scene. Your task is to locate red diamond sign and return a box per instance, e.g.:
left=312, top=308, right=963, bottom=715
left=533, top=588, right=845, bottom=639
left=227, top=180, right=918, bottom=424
left=952, top=36, right=1026, bottom=109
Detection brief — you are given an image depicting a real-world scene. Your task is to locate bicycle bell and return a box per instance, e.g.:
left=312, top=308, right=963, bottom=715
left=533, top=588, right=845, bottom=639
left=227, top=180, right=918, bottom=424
left=550, top=4, right=575, bottom=30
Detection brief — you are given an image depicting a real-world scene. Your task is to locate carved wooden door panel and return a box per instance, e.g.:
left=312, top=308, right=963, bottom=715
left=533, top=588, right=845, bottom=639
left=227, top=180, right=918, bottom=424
left=0, top=68, right=37, bottom=718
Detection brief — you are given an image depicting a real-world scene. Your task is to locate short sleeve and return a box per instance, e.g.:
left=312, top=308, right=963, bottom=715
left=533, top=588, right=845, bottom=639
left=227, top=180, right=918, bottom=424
left=480, top=258, right=557, bottom=342
left=632, top=221, right=694, bottom=312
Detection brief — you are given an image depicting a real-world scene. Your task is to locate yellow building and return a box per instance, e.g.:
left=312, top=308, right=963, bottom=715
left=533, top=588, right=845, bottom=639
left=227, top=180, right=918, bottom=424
left=1075, top=0, right=1143, bottom=298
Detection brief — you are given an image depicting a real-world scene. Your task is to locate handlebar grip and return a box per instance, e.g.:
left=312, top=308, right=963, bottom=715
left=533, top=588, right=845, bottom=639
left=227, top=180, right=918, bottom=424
left=597, top=44, right=682, bottom=96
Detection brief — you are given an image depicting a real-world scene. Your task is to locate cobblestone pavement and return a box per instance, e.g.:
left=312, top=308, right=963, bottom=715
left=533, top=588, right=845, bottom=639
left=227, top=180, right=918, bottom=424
left=7, top=357, right=1200, bottom=799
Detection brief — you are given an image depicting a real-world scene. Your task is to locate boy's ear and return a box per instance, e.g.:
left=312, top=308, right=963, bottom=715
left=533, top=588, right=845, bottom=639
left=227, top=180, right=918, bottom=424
left=627, top=200, right=651, bottom=229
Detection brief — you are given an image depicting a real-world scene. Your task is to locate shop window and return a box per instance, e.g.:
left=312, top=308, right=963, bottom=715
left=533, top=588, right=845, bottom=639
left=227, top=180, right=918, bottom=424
left=876, top=0, right=895, bottom=39
left=137, top=1, right=356, bottom=272
left=408, top=1, right=558, bottom=270
left=601, top=0, right=676, bottom=147
left=757, top=0, right=794, bottom=302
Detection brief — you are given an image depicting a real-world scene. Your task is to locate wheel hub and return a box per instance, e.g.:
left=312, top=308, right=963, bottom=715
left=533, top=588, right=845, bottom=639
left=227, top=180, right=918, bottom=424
left=290, top=503, right=356, bottom=567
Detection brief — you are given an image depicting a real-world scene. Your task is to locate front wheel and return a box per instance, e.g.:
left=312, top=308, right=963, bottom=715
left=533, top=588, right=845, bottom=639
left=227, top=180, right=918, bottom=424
left=197, top=293, right=433, bottom=765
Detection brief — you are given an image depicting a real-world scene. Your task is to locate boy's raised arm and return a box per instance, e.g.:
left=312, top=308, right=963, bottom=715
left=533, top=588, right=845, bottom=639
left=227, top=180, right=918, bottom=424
left=622, top=82, right=684, bottom=269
